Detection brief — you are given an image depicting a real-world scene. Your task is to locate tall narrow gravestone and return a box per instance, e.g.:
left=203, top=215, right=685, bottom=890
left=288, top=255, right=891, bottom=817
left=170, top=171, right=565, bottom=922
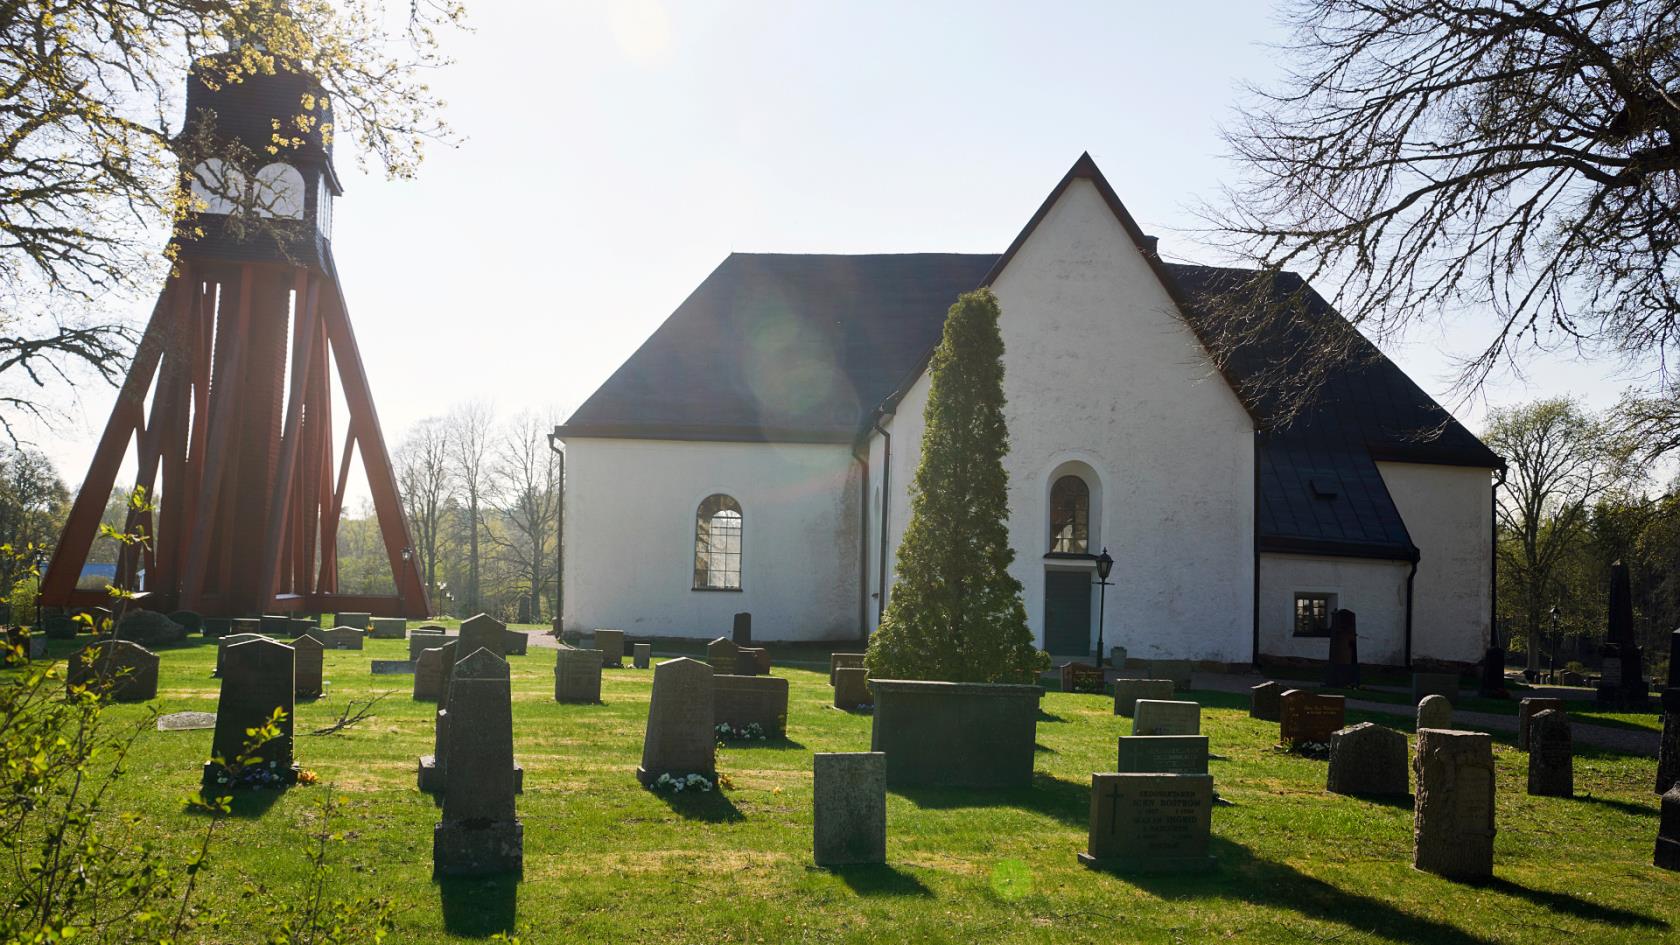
left=554, top=646, right=604, bottom=704
left=1079, top=773, right=1214, bottom=872
left=1527, top=709, right=1573, bottom=798
left=1325, top=609, right=1360, bottom=688
left=732, top=611, right=752, bottom=645
left=203, top=638, right=298, bottom=790
left=66, top=639, right=160, bottom=702
left=1413, top=729, right=1495, bottom=880
left=293, top=634, right=325, bottom=697
left=433, top=649, right=523, bottom=877
left=812, top=752, right=886, bottom=867
left=637, top=657, right=716, bottom=786
left=1326, top=723, right=1409, bottom=797
left=1518, top=697, right=1566, bottom=751
left=422, top=640, right=520, bottom=793
left=1249, top=681, right=1281, bottom=721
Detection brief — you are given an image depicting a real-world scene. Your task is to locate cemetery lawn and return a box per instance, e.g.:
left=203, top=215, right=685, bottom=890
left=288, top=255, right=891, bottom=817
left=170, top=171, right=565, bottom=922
left=1312, top=684, right=1666, bottom=734
left=31, top=636, right=1680, bottom=945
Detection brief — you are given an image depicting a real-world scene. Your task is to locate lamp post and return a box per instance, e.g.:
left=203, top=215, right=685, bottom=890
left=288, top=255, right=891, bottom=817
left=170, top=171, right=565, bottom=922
left=1549, top=604, right=1561, bottom=684
left=1093, top=548, right=1114, bottom=668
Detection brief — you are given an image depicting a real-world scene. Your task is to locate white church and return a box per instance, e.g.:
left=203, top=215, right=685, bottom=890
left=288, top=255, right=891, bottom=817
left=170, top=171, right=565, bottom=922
left=555, top=154, right=1502, bottom=669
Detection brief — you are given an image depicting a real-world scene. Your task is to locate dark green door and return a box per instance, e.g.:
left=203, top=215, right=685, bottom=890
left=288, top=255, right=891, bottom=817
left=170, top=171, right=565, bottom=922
left=1044, top=570, right=1092, bottom=656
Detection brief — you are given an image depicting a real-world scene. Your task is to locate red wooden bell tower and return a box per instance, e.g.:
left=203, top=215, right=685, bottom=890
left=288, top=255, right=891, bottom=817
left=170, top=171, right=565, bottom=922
left=41, top=51, right=427, bottom=619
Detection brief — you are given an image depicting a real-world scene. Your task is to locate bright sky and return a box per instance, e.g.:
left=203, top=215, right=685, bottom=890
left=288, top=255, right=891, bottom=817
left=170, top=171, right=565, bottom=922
left=22, top=0, right=1656, bottom=501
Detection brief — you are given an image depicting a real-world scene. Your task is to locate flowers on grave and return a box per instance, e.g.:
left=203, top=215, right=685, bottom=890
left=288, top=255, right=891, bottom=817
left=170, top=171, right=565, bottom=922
left=650, top=772, right=714, bottom=793
left=714, top=721, right=767, bottom=741
left=1279, top=739, right=1331, bottom=759
left=297, top=768, right=320, bottom=785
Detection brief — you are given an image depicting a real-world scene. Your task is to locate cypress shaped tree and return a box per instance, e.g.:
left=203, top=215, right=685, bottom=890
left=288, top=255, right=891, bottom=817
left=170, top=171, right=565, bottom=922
left=866, top=288, right=1041, bottom=684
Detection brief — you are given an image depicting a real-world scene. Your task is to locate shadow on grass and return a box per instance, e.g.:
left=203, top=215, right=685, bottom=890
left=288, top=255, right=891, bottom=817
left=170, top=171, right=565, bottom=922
left=1482, top=877, right=1666, bottom=929
left=1573, top=793, right=1659, bottom=817
left=1034, top=742, right=1056, bottom=754
left=438, top=874, right=518, bottom=937
left=1345, top=792, right=1414, bottom=809
left=655, top=786, right=745, bottom=823
left=1185, top=690, right=1248, bottom=712
left=723, top=735, right=808, bottom=751
left=187, top=785, right=286, bottom=819
left=1037, top=708, right=1068, bottom=723
left=827, top=863, right=933, bottom=898
left=893, top=772, right=1087, bottom=828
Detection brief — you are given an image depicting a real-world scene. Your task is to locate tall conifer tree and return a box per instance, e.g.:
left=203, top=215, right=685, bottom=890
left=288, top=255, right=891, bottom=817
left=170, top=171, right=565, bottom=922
left=867, top=289, right=1040, bottom=684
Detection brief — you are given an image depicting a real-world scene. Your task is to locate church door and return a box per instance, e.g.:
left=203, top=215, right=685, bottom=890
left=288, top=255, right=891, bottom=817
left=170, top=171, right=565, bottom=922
left=1043, top=570, right=1092, bottom=657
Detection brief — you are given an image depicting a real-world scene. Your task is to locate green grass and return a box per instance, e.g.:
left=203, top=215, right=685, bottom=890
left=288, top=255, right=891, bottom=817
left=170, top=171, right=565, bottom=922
left=25, top=635, right=1680, bottom=944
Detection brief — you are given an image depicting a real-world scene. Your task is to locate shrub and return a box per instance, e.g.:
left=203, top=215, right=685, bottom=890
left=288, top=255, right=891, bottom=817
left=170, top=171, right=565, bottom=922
left=114, top=609, right=186, bottom=648
left=168, top=609, right=204, bottom=633
left=866, top=289, right=1039, bottom=685
left=8, top=576, right=37, bottom=627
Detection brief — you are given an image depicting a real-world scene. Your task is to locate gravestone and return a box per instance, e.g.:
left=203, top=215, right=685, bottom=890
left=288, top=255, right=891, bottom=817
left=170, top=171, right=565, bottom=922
left=371, top=659, right=414, bottom=675
left=1411, top=672, right=1460, bottom=704
left=335, top=611, right=371, bottom=630
left=1113, top=678, right=1174, bottom=717
left=1597, top=561, right=1649, bottom=709
left=230, top=617, right=260, bottom=637
left=503, top=628, right=528, bottom=656
left=632, top=643, right=651, bottom=669
left=259, top=614, right=290, bottom=636
left=201, top=616, right=232, bottom=638
left=813, top=752, right=886, bottom=867
left=1326, top=722, right=1409, bottom=797
left=1060, top=662, right=1105, bottom=693
left=1326, top=609, right=1360, bottom=688
left=834, top=666, right=872, bottom=710
left=413, top=639, right=458, bottom=703
left=637, top=657, right=716, bottom=785
left=1134, top=659, right=1193, bottom=691
left=707, top=637, right=739, bottom=676
left=749, top=647, right=772, bottom=674
left=554, top=646, right=604, bottom=703
left=307, top=626, right=364, bottom=650
left=732, top=611, right=752, bottom=645
left=433, top=649, right=523, bottom=877
left=1657, top=785, right=1680, bottom=870
left=215, top=632, right=269, bottom=677
left=66, top=639, right=159, bottom=702
left=714, top=674, right=789, bottom=737
left=287, top=617, right=315, bottom=638
left=1117, top=735, right=1209, bottom=775
left=25, top=632, right=46, bottom=660
left=369, top=617, right=407, bottom=639
left=459, top=613, right=508, bottom=658
left=408, top=630, right=450, bottom=662
left=422, top=641, right=521, bottom=794
left=293, top=635, right=325, bottom=697
left=1527, top=709, right=1573, bottom=797
left=1518, top=697, right=1567, bottom=751
left=1413, top=728, right=1495, bottom=880
left=1249, top=681, right=1282, bottom=721
left=1658, top=627, right=1680, bottom=794
left=734, top=648, right=764, bottom=676
left=1279, top=690, right=1346, bottom=745
left=1133, top=699, right=1199, bottom=736
left=1080, top=773, right=1214, bottom=871
left=1417, top=694, right=1453, bottom=730
left=830, top=652, right=866, bottom=685
left=594, top=628, right=625, bottom=667
left=203, top=637, right=298, bottom=789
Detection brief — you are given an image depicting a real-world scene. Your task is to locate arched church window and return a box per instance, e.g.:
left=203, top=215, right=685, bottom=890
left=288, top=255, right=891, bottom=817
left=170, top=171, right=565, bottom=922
left=694, top=494, right=743, bottom=590
left=190, top=159, right=244, bottom=215
left=1049, top=475, right=1090, bottom=554
left=252, top=163, right=306, bottom=219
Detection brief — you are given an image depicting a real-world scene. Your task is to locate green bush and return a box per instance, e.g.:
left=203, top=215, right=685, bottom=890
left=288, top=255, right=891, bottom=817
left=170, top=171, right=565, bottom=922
left=7, top=576, right=37, bottom=627
left=168, top=609, right=204, bottom=633
left=866, top=289, right=1039, bottom=685
left=113, top=609, right=186, bottom=648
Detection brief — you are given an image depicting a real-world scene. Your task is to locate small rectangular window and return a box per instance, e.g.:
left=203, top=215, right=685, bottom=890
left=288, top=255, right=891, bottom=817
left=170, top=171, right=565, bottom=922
left=1293, top=593, right=1334, bottom=637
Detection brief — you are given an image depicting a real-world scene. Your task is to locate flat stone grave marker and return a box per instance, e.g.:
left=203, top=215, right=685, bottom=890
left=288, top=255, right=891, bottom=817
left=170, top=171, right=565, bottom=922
left=371, top=659, right=414, bottom=675
left=1527, top=709, right=1573, bottom=797
left=1414, top=728, right=1495, bottom=879
left=1133, top=699, right=1200, bottom=736
left=1518, top=697, right=1567, bottom=751
left=1250, top=681, right=1282, bottom=721
left=715, top=673, right=789, bottom=738
left=433, top=649, right=523, bottom=877
left=594, top=628, right=625, bottom=667
left=459, top=613, right=508, bottom=658
left=1279, top=690, right=1346, bottom=745
left=707, top=637, right=739, bottom=675
left=1114, top=679, right=1174, bottom=718
left=1417, top=694, right=1453, bottom=730
left=554, top=646, right=604, bottom=703
left=1117, top=735, right=1209, bottom=775
left=66, top=640, right=160, bottom=702
left=830, top=652, right=866, bottom=685
left=632, top=643, right=651, bottom=669
left=335, top=611, right=371, bottom=630
left=637, top=657, right=715, bottom=785
left=203, top=637, right=297, bottom=789
left=157, top=711, right=216, bottom=731
left=834, top=666, right=872, bottom=710
left=1411, top=672, right=1460, bottom=704
left=1080, top=772, right=1214, bottom=871
left=293, top=635, right=325, bottom=697
left=813, top=752, right=886, bottom=867
left=1326, top=722, right=1409, bottom=797
left=369, top=617, right=407, bottom=639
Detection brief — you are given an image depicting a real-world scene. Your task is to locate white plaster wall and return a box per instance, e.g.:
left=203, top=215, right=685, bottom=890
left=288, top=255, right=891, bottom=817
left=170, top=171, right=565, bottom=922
left=1257, top=553, right=1409, bottom=665
left=1378, top=461, right=1493, bottom=664
left=560, top=437, right=862, bottom=641
left=870, top=177, right=1257, bottom=662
